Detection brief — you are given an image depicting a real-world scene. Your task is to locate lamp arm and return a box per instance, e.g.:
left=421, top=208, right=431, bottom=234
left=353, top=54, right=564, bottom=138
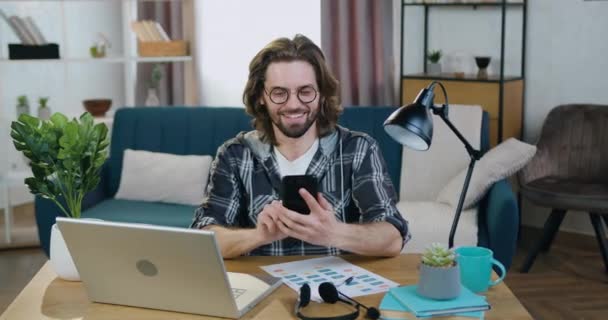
left=448, top=156, right=477, bottom=249
left=437, top=110, right=482, bottom=160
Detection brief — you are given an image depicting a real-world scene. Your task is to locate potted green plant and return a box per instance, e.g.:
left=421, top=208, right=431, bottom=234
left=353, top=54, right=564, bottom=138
left=426, top=50, right=442, bottom=75
left=37, top=97, right=51, bottom=120
left=16, top=95, right=30, bottom=117
left=89, top=32, right=111, bottom=58
left=417, top=243, right=460, bottom=300
left=10, top=112, right=109, bottom=280
left=145, top=63, right=162, bottom=106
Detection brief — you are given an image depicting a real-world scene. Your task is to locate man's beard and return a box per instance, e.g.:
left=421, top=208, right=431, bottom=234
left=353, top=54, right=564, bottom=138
left=271, top=108, right=319, bottom=139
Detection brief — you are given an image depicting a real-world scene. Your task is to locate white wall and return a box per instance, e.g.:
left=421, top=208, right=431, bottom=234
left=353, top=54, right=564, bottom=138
left=522, top=0, right=608, bottom=235
left=197, top=0, right=321, bottom=107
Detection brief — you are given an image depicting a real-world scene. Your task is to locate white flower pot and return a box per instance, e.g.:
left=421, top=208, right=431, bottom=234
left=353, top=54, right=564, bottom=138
left=427, top=62, right=442, bottom=75
left=50, top=223, right=80, bottom=281
left=38, top=107, right=51, bottom=120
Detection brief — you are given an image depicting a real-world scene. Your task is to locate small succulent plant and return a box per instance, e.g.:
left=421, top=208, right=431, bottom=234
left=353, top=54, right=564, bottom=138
left=426, top=50, right=442, bottom=63
left=38, top=97, right=49, bottom=108
left=17, top=95, right=29, bottom=107
left=421, top=243, right=456, bottom=268
left=148, top=63, right=163, bottom=89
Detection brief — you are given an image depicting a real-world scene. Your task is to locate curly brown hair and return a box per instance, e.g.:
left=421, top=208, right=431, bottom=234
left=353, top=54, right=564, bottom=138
left=243, top=34, right=341, bottom=145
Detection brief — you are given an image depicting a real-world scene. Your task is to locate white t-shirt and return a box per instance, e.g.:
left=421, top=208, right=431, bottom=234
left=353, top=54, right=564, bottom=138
left=273, top=139, right=319, bottom=177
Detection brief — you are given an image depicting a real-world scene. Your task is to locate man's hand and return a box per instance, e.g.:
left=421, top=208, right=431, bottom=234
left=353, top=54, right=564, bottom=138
left=256, top=201, right=289, bottom=244
left=274, top=189, right=342, bottom=247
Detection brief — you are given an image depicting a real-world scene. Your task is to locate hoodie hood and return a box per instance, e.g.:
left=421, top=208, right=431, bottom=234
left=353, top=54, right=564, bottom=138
left=237, top=127, right=343, bottom=161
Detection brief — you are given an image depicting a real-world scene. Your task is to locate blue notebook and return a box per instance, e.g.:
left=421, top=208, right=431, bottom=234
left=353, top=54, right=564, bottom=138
left=379, top=292, right=485, bottom=319
left=388, top=285, right=490, bottom=317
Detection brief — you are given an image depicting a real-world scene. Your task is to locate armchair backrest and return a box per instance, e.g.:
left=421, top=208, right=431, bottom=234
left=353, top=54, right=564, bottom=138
left=107, top=106, right=403, bottom=197
left=519, top=104, right=608, bottom=185
left=399, top=105, right=488, bottom=201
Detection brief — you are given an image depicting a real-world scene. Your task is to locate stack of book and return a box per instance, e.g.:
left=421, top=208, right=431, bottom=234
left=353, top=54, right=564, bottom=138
left=131, top=20, right=171, bottom=42
left=1, top=9, right=59, bottom=59
left=131, top=20, right=188, bottom=57
left=0, top=10, right=47, bottom=45
left=379, top=285, right=490, bottom=319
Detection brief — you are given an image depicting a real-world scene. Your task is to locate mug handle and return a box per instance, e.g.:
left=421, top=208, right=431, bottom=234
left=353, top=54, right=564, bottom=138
left=489, top=258, right=506, bottom=287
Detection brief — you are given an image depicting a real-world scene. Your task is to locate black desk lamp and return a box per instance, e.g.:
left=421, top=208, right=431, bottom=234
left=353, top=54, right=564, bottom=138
left=384, top=81, right=482, bottom=248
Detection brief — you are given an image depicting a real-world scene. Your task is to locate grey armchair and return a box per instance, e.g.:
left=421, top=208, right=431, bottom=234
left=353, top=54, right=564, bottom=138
left=519, top=104, right=608, bottom=273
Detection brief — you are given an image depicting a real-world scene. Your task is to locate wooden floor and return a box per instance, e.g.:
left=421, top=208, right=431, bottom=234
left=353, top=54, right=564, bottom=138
left=1, top=211, right=607, bottom=319
left=0, top=203, right=39, bottom=249
left=506, top=226, right=608, bottom=320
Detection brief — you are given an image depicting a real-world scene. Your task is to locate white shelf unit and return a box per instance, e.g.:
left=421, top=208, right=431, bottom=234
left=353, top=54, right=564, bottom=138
left=0, top=0, right=197, bottom=205
left=0, top=0, right=197, bottom=119
left=0, top=56, right=193, bottom=64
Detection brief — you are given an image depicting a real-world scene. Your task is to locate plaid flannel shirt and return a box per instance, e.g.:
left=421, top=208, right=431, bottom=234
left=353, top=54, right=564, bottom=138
left=191, top=126, right=410, bottom=255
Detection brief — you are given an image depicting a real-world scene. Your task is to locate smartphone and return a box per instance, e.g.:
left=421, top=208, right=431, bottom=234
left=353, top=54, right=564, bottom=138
left=281, top=175, right=318, bottom=215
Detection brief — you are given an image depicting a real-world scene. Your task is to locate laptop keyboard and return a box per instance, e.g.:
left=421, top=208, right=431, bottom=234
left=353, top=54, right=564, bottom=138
left=232, top=288, right=247, bottom=299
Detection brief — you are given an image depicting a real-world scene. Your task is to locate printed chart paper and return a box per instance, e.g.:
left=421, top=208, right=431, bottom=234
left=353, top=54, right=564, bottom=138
left=261, top=256, right=399, bottom=302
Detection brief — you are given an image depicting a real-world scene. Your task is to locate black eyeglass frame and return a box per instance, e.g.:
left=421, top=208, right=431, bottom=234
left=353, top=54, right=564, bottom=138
left=263, top=85, right=318, bottom=105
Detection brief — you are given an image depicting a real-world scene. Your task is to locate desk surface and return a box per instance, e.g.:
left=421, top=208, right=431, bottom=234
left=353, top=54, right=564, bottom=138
left=0, top=255, right=532, bottom=320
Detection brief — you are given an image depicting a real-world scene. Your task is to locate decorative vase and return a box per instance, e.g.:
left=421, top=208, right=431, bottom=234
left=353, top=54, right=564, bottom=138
left=417, top=263, right=460, bottom=300
left=38, top=107, right=51, bottom=120
left=50, top=223, right=80, bottom=281
left=427, top=62, right=442, bottom=75
left=145, top=88, right=160, bottom=107
left=475, top=56, right=491, bottom=79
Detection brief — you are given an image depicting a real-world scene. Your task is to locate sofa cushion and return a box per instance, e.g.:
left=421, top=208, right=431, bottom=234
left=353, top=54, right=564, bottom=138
left=108, top=107, right=253, bottom=196
left=82, top=199, right=196, bottom=228
left=396, top=201, right=478, bottom=253
left=399, top=105, right=482, bottom=202
left=115, top=149, right=212, bottom=206
left=436, top=138, right=536, bottom=209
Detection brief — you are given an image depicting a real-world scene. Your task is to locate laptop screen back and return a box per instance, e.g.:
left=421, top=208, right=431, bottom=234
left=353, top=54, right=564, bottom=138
left=57, top=218, right=240, bottom=318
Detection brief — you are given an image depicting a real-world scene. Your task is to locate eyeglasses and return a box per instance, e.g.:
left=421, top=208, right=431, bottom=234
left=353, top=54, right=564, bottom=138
left=264, top=85, right=318, bottom=104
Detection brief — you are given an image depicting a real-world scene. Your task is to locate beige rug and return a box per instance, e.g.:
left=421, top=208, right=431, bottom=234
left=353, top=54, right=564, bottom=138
left=0, top=203, right=40, bottom=250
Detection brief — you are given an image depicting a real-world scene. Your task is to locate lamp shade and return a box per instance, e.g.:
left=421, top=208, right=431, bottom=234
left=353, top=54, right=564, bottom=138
left=383, top=101, right=433, bottom=151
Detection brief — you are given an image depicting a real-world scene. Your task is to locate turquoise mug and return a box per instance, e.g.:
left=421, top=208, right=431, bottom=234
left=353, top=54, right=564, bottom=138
left=455, top=246, right=505, bottom=293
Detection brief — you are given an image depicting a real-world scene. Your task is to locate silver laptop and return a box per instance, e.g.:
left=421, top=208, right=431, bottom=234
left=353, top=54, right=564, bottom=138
left=56, top=217, right=282, bottom=318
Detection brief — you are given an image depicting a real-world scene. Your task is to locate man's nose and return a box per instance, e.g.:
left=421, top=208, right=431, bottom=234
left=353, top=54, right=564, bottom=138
left=284, top=93, right=302, bottom=109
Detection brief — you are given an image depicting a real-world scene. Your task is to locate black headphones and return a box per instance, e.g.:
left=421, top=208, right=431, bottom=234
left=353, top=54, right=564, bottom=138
left=295, top=282, right=380, bottom=320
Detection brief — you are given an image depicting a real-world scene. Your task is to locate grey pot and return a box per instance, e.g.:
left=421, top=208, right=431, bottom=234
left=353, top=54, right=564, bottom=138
left=38, top=107, right=51, bottom=120
left=417, top=263, right=461, bottom=300
left=427, top=62, right=442, bottom=75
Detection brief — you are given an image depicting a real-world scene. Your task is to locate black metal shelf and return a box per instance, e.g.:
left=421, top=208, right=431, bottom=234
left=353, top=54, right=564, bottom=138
left=399, top=0, right=527, bottom=143
left=403, top=2, right=524, bottom=7
left=403, top=73, right=523, bottom=83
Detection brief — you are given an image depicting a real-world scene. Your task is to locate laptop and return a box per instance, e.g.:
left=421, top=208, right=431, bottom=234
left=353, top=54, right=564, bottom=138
left=56, top=217, right=282, bottom=318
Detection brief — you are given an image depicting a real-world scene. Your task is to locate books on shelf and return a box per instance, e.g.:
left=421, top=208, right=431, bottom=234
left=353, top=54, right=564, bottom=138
left=0, top=10, right=47, bottom=45
left=23, top=16, right=47, bottom=44
left=132, top=19, right=188, bottom=57
left=381, top=285, right=489, bottom=318
left=131, top=20, right=171, bottom=42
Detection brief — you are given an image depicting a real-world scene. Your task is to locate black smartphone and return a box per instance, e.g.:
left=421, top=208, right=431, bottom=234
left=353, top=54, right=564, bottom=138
left=281, top=175, right=318, bottom=215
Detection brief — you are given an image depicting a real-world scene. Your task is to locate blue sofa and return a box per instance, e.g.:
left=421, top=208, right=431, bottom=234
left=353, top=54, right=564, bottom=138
left=35, top=106, right=519, bottom=268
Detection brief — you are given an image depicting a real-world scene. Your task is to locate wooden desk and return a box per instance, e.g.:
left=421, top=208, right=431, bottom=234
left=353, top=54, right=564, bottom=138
left=0, top=255, right=532, bottom=320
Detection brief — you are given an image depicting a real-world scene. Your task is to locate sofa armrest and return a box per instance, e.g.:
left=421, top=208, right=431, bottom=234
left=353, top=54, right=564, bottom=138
left=35, top=163, right=111, bottom=257
left=477, top=179, right=519, bottom=271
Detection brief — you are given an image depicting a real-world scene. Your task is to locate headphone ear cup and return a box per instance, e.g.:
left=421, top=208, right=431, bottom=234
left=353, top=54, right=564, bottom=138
left=299, top=283, right=311, bottom=308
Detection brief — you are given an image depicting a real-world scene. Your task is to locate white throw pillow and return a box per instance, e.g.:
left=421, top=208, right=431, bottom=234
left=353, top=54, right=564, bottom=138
left=436, top=138, right=536, bottom=209
left=396, top=201, right=478, bottom=254
left=115, top=149, right=212, bottom=206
